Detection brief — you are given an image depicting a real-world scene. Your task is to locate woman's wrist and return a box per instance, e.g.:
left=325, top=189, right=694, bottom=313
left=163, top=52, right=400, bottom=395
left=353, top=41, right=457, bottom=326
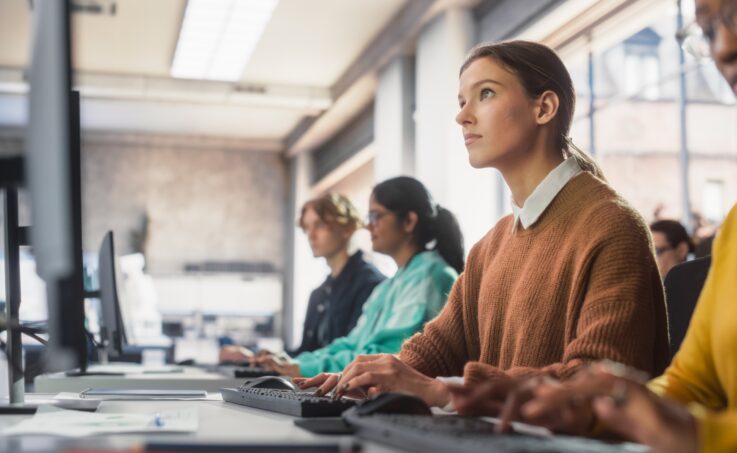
left=424, top=378, right=452, bottom=408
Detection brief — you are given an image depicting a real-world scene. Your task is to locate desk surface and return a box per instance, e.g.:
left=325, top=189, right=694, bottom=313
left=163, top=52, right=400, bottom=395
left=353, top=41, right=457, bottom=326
left=0, top=394, right=397, bottom=453
left=34, top=365, right=245, bottom=393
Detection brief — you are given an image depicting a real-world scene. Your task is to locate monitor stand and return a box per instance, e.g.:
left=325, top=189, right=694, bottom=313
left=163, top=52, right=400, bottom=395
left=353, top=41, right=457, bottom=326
left=3, top=186, right=26, bottom=405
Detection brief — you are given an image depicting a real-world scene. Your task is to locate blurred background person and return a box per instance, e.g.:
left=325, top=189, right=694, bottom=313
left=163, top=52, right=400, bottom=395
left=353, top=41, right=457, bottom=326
left=220, top=194, right=384, bottom=363
left=650, top=219, right=694, bottom=279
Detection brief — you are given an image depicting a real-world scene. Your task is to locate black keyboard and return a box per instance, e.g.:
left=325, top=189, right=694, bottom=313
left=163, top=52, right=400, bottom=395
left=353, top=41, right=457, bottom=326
left=221, top=386, right=356, bottom=417
left=343, top=413, right=647, bottom=453
left=218, top=365, right=279, bottom=378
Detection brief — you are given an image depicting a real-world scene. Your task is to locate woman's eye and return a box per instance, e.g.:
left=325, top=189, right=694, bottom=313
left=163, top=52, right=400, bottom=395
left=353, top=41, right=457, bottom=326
left=480, top=88, right=494, bottom=100
left=702, top=21, right=716, bottom=43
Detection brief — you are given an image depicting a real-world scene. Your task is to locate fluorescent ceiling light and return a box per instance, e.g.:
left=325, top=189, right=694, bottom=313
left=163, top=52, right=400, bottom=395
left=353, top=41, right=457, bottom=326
left=171, top=0, right=278, bottom=81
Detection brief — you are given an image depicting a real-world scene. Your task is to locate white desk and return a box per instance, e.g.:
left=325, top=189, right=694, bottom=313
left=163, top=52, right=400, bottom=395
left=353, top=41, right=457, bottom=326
left=34, top=365, right=244, bottom=393
left=0, top=394, right=399, bottom=452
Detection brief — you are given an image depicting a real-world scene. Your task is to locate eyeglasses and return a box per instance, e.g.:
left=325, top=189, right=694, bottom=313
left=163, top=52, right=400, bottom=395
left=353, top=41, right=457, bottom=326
left=676, top=1, right=737, bottom=60
left=365, top=210, right=389, bottom=226
left=654, top=245, right=673, bottom=257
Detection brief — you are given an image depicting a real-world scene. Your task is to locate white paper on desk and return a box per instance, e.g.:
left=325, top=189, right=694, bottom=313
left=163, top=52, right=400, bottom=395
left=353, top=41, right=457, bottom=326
left=53, top=391, right=215, bottom=401
left=2, top=405, right=198, bottom=437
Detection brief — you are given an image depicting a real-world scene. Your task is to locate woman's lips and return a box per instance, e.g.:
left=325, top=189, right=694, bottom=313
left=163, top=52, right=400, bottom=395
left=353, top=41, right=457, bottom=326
left=464, top=134, right=481, bottom=146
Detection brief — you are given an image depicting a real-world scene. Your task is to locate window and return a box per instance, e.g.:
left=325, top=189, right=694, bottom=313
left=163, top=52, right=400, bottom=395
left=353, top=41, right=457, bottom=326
left=623, top=28, right=662, bottom=100
left=703, top=180, right=724, bottom=224
left=548, top=0, right=737, bottom=229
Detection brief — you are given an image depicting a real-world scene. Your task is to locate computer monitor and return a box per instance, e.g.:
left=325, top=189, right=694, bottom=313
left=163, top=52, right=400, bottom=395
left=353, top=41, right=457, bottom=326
left=26, top=0, right=88, bottom=373
left=97, top=231, right=127, bottom=360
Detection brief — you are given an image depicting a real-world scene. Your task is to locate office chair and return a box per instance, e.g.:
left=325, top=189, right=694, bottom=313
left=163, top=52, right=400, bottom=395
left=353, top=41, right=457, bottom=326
left=664, top=256, right=711, bottom=361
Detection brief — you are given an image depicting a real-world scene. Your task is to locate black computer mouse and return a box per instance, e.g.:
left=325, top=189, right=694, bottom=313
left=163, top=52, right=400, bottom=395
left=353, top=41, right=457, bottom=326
left=241, top=376, right=297, bottom=391
left=354, top=392, right=432, bottom=416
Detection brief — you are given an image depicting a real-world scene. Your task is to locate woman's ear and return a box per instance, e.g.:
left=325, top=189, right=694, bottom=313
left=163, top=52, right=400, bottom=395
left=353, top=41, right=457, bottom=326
left=403, top=212, right=419, bottom=235
left=676, top=241, right=690, bottom=261
left=535, top=90, right=560, bottom=126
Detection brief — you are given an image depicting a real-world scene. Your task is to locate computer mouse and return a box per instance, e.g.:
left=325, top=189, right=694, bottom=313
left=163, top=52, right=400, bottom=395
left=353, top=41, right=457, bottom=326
left=354, top=392, right=432, bottom=416
left=241, top=376, right=297, bottom=391
left=176, top=359, right=196, bottom=366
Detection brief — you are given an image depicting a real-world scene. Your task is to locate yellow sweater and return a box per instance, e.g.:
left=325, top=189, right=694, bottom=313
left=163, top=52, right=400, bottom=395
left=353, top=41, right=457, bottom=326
left=649, top=204, right=737, bottom=452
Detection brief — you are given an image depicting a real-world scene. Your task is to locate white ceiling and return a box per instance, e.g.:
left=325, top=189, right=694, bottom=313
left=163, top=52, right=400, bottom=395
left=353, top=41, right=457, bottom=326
left=0, top=0, right=411, bottom=147
left=0, top=0, right=187, bottom=76
left=243, top=0, right=407, bottom=86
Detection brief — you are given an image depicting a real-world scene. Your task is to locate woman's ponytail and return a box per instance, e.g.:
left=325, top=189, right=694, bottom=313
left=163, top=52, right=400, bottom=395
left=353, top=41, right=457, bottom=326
left=432, top=205, right=465, bottom=274
left=564, top=136, right=606, bottom=182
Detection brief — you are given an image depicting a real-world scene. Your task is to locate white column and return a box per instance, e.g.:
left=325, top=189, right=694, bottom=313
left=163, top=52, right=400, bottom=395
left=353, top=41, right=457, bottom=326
left=414, top=7, right=503, bottom=251
left=283, top=152, right=325, bottom=349
left=374, top=55, right=416, bottom=182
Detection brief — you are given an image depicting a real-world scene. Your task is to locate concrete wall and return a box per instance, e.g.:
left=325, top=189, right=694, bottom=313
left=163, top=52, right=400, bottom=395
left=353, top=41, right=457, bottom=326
left=82, top=133, right=288, bottom=274
left=0, top=130, right=289, bottom=275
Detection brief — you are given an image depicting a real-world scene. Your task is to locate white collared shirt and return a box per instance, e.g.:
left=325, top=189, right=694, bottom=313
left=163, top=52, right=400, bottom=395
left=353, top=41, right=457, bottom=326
left=511, top=158, right=582, bottom=231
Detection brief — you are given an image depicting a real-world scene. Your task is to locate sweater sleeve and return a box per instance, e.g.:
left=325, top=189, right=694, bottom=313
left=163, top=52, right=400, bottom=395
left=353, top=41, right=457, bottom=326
left=464, top=213, right=669, bottom=383
left=697, top=410, right=737, bottom=452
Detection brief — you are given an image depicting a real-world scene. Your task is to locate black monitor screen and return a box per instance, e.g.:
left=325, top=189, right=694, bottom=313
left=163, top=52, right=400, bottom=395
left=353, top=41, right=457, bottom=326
left=98, top=231, right=127, bottom=359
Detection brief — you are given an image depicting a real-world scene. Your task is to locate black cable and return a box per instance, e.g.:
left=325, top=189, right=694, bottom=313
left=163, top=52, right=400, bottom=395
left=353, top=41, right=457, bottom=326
left=0, top=339, right=25, bottom=377
left=19, top=329, right=47, bottom=346
left=84, top=328, right=103, bottom=349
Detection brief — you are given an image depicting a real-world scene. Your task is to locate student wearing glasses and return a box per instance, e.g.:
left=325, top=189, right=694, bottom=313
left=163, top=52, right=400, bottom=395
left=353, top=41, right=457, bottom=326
left=485, top=1, right=737, bottom=452
left=253, top=177, right=464, bottom=378
left=297, top=40, right=669, bottom=406
left=650, top=219, right=694, bottom=280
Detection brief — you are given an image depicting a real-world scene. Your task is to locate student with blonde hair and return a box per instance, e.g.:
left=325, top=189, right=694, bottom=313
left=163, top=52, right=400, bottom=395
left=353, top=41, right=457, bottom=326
left=220, top=193, right=384, bottom=362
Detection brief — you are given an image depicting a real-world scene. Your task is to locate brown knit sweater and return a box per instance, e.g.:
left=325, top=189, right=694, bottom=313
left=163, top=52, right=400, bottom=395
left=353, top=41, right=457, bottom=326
left=399, top=172, right=670, bottom=384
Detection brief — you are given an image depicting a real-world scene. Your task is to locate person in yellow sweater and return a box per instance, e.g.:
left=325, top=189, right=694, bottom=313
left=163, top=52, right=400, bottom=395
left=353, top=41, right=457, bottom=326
left=464, top=1, right=737, bottom=451
left=294, top=39, right=669, bottom=407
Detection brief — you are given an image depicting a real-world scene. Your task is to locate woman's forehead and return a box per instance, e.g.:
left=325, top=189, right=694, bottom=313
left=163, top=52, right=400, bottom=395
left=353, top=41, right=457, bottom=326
left=695, top=0, right=720, bottom=17
left=459, top=58, right=513, bottom=90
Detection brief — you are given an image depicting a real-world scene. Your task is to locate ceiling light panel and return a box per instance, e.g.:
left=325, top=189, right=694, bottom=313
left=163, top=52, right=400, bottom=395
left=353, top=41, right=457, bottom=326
left=171, top=0, right=278, bottom=81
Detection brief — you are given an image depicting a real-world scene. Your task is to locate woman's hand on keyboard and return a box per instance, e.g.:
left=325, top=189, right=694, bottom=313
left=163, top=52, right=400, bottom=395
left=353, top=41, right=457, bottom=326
left=252, top=354, right=302, bottom=378
left=219, top=345, right=254, bottom=364
left=517, top=361, right=698, bottom=453
left=327, top=354, right=451, bottom=407
left=295, top=373, right=360, bottom=398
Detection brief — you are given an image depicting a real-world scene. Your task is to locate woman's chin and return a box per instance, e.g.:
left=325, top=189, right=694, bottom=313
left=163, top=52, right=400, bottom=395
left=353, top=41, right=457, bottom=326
left=371, top=242, right=387, bottom=255
left=468, top=154, right=491, bottom=169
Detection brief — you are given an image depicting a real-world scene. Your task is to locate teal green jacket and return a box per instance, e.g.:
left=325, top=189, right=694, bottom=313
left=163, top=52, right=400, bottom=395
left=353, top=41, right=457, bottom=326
left=296, top=250, right=458, bottom=377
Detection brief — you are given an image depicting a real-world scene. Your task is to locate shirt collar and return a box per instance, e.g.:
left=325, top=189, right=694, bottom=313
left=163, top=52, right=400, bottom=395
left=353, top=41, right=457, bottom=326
left=511, top=158, right=582, bottom=231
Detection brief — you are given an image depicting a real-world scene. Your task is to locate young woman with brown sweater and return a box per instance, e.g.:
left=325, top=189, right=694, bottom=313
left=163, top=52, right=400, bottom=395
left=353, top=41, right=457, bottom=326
left=295, top=40, right=670, bottom=409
